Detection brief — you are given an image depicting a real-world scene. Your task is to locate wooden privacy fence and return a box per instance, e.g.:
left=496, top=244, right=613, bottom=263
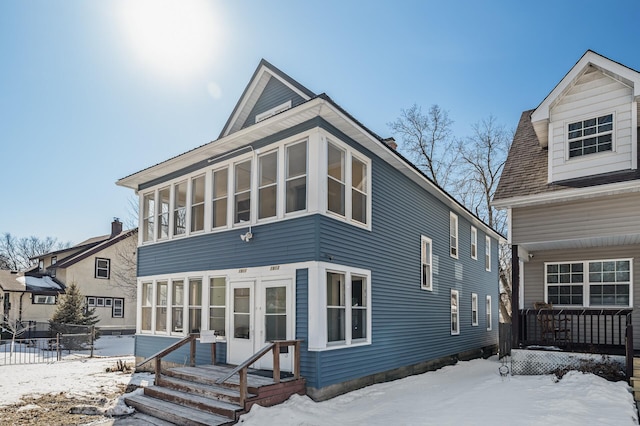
left=499, top=322, right=512, bottom=358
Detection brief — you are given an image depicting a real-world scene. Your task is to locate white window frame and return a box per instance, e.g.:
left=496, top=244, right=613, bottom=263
left=285, top=140, right=308, bottom=215
left=190, top=174, right=206, bottom=233
left=95, top=258, right=110, bottom=279
left=141, top=282, right=153, bottom=332
left=325, top=138, right=372, bottom=229
left=96, top=297, right=105, bottom=307
left=157, top=186, right=170, bottom=240
left=234, top=159, right=252, bottom=225
left=485, top=236, right=491, bottom=272
left=451, top=289, right=460, bottom=335
left=155, top=281, right=168, bottom=333
left=142, top=193, right=155, bottom=243
left=33, top=295, right=56, bottom=304
left=172, top=180, right=187, bottom=237
left=470, top=226, right=478, bottom=260
left=421, top=235, right=432, bottom=291
left=258, top=150, right=278, bottom=221
left=208, top=277, right=227, bottom=339
left=211, top=167, right=229, bottom=229
left=87, top=297, right=96, bottom=307
left=471, top=293, right=478, bottom=326
left=450, top=212, right=458, bottom=259
left=566, top=112, right=614, bottom=159
left=113, top=298, right=124, bottom=318
left=486, top=295, right=492, bottom=331
left=544, top=259, right=633, bottom=308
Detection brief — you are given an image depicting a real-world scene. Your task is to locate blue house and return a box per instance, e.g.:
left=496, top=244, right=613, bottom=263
left=117, top=60, right=501, bottom=401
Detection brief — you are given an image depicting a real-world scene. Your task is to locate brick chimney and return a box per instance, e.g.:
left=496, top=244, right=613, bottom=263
left=111, top=218, right=123, bottom=238
left=383, top=137, right=397, bottom=150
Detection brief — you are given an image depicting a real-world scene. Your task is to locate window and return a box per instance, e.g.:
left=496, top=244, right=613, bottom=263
left=421, top=236, right=432, bottom=290
left=258, top=151, right=278, bottom=219
left=234, top=160, right=252, bottom=223
left=450, top=213, right=458, bottom=258
left=327, top=143, right=346, bottom=216
left=158, top=187, right=170, bottom=239
left=486, top=295, right=492, bottom=331
left=172, top=280, right=184, bottom=333
left=141, top=282, right=152, bottom=331
left=568, top=113, right=613, bottom=158
left=485, top=236, right=491, bottom=271
left=471, top=227, right=478, bottom=260
left=546, top=259, right=632, bottom=307
left=51, top=256, right=57, bottom=266
left=286, top=141, right=307, bottom=213
left=38, top=259, right=44, bottom=271
left=95, top=258, right=110, bottom=279
left=96, top=297, right=105, bottom=307
left=87, top=297, right=96, bottom=306
left=142, top=193, right=155, bottom=242
left=33, top=295, right=55, bottom=304
left=471, top=293, right=478, bottom=326
left=156, top=281, right=168, bottom=332
left=451, top=290, right=459, bottom=335
left=105, top=298, right=112, bottom=307
left=351, top=157, right=368, bottom=225
left=209, top=277, right=226, bottom=337
left=173, top=181, right=187, bottom=236
left=212, top=168, right=228, bottom=228
left=188, top=278, right=202, bottom=333
left=190, top=175, right=205, bottom=232
left=326, top=271, right=368, bottom=345
left=113, top=298, right=124, bottom=318
left=265, top=286, right=287, bottom=341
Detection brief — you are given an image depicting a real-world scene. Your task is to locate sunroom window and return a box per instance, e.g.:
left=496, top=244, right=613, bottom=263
left=155, top=281, right=168, bottom=332
left=142, top=194, right=155, bottom=242
left=172, top=280, right=184, bottom=333
left=568, top=114, right=613, bottom=158
left=141, top=282, right=152, bottom=331
left=157, top=187, right=170, bottom=239
left=258, top=151, right=278, bottom=219
left=234, top=160, right=252, bottom=224
left=212, top=168, right=228, bottom=229
left=286, top=141, right=307, bottom=213
left=327, top=143, right=346, bottom=216
left=173, top=181, right=187, bottom=236
left=190, top=175, right=205, bottom=232
left=209, top=277, right=226, bottom=337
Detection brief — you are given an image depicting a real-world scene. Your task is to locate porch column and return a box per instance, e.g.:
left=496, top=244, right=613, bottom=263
left=511, top=244, right=520, bottom=348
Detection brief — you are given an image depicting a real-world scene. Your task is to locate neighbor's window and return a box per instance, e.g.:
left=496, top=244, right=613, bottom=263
left=190, top=175, right=205, bottom=232
left=209, top=277, right=226, bottom=337
left=327, top=143, right=346, bottom=216
left=33, top=295, right=55, bottom=304
left=51, top=256, right=57, bottom=266
left=173, top=181, right=187, bottom=236
left=188, top=278, right=202, bottom=333
left=326, top=271, right=369, bottom=345
left=258, top=151, right=278, bottom=219
left=172, top=280, right=184, bottom=333
left=471, top=226, right=478, bottom=260
left=87, top=297, right=96, bottom=307
left=142, top=193, right=155, bottom=242
left=421, top=235, right=432, bottom=290
left=568, top=113, right=613, bottom=158
left=286, top=141, right=307, bottom=213
left=141, top=282, right=152, bottom=331
left=471, top=293, right=478, bottom=326
left=485, top=236, right=491, bottom=271
left=158, top=187, right=170, bottom=239
left=95, top=258, right=110, bottom=279
left=156, top=281, right=168, bottom=333
left=451, top=289, right=459, bottom=335
left=486, top=295, right=492, bottom=331
left=234, top=160, right=252, bottom=224
left=450, top=212, right=458, bottom=258
left=212, top=168, right=228, bottom=228
left=112, top=299, right=124, bottom=318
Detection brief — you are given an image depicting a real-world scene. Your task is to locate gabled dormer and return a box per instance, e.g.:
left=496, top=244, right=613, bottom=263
left=531, top=50, right=640, bottom=183
left=219, top=59, right=316, bottom=138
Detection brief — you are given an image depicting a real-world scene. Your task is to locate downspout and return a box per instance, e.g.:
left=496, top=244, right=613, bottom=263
left=511, top=245, right=520, bottom=349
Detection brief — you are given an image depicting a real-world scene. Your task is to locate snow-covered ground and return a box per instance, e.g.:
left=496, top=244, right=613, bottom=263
left=0, top=335, right=637, bottom=425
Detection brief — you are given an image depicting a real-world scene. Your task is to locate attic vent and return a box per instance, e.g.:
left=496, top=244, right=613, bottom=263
left=255, top=100, right=292, bottom=123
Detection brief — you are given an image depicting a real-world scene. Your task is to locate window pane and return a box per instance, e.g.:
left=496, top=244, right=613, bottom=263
left=235, top=192, right=251, bottom=223
left=259, top=152, right=277, bottom=186
left=328, top=178, right=345, bottom=215
left=158, top=187, right=170, bottom=239
left=174, top=181, right=187, bottom=235
left=172, top=280, right=184, bottom=333
left=352, top=189, right=367, bottom=224
left=209, top=307, right=225, bottom=336
left=258, top=151, right=278, bottom=219
left=327, top=143, right=344, bottom=181
left=352, top=157, right=366, bottom=192
left=352, top=277, right=366, bottom=307
left=327, top=308, right=345, bottom=342
left=189, top=279, right=202, bottom=305
left=235, top=160, right=251, bottom=192
left=266, top=287, right=286, bottom=314
left=143, top=194, right=155, bottom=242
left=266, top=315, right=287, bottom=341
left=286, top=177, right=306, bottom=213
left=213, top=168, right=228, bottom=198
left=352, top=308, right=366, bottom=339
left=191, top=176, right=205, bottom=232
left=287, top=142, right=307, bottom=178
left=212, top=168, right=228, bottom=228
left=259, top=185, right=277, bottom=219
left=209, top=277, right=226, bottom=306
left=326, top=272, right=345, bottom=306
left=213, top=198, right=227, bottom=228
left=234, top=160, right=251, bottom=224
left=234, top=288, right=250, bottom=339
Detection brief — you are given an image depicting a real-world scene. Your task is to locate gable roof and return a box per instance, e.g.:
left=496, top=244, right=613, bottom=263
left=493, top=110, right=640, bottom=207
left=530, top=50, right=640, bottom=147
left=219, top=59, right=316, bottom=138
left=50, top=228, right=137, bottom=270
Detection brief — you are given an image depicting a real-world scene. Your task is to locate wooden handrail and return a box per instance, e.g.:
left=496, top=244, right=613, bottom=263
left=216, top=339, right=303, bottom=408
left=135, top=333, right=198, bottom=369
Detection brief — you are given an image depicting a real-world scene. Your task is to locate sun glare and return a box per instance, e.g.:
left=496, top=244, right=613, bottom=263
left=118, top=0, right=222, bottom=83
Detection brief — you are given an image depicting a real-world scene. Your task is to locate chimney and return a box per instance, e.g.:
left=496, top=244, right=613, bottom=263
left=383, top=137, right=397, bottom=150
left=111, top=218, right=123, bottom=238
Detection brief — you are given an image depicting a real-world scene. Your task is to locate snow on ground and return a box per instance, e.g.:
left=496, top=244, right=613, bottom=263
left=0, top=337, right=637, bottom=425
left=0, top=335, right=152, bottom=408
left=239, top=357, right=638, bottom=426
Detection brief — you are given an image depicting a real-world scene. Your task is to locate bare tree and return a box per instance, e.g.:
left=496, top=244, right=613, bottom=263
left=0, top=234, right=71, bottom=271
left=2, top=314, right=34, bottom=359
left=456, top=115, right=512, bottom=322
left=110, top=196, right=139, bottom=298
left=388, top=104, right=458, bottom=188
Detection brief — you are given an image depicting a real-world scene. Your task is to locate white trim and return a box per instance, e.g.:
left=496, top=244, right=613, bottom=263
left=451, top=289, right=460, bottom=335
left=632, top=101, right=638, bottom=170
left=255, top=100, right=292, bottom=123
left=449, top=212, right=458, bottom=259
left=471, top=293, right=478, bottom=326
left=421, top=235, right=433, bottom=291
left=564, top=112, right=615, bottom=161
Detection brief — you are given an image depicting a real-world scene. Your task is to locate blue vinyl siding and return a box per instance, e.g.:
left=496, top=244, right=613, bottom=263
left=138, top=216, right=319, bottom=276
left=241, top=77, right=306, bottom=130
left=295, top=268, right=319, bottom=387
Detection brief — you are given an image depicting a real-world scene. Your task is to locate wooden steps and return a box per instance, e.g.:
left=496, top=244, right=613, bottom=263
left=125, top=364, right=305, bottom=425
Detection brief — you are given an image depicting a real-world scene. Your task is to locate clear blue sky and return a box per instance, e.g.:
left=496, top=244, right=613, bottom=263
left=2, top=0, right=639, bottom=244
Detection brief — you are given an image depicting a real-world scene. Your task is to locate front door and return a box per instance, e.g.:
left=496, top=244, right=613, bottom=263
left=226, top=278, right=294, bottom=372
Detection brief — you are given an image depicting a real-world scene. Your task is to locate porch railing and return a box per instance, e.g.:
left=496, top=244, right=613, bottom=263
left=216, top=339, right=302, bottom=407
left=518, top=308, right=632, bottom=354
